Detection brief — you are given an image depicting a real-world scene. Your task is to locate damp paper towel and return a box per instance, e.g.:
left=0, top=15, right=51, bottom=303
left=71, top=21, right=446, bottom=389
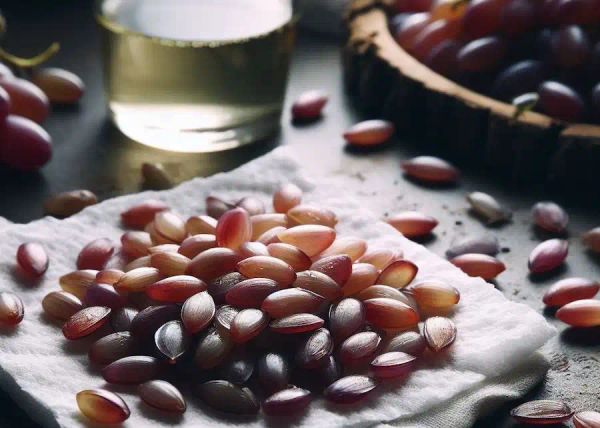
left=0, top=147, right=555, bottom=428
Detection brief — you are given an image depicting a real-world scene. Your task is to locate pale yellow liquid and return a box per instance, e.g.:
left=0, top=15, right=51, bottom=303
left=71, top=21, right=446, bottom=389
left=97, top=0, right=295, bottom=152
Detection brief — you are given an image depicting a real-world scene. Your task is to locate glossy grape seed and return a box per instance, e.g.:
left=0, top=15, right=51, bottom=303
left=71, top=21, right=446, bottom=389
left=387, top=211, right=438, bottom=238
left=237, top=256, right=296, bottom=286
left=226, top=278, right=282, bottom=308
left=16, top=243, right=49, bottom=277
left=528, top=239, right=569, bottom=274
left=31, top=68, right=85, bottom=104
left=230, top=309, right=269, bottom=343
left=450, top=253, right=506, bottom=280
left=291, top=90, right=328, bottom=121
left=219, top=354, right=255, bottom=385
left=273, top=183, right=303, bottom=213
left=121, top=200, right=169, bottom=229
left=287, top=205, right=338, bottom=228
left=363, top=298, right=419, bottom=329
left=267, top=243, right=312, bottom=272
left=251, top=214, right=288, bottom=240
left=257, top=226, right=286, bottom=245
left=377, top=260, right=418, bottom=289
left=261, top=288, right=325, bottom=318
left=258, top=353, right=291, bottom=394
left=84, top=283, right=127, bottom=309
left=76, top=389, right=130, bottom=424
left=42, top=291, right=83, bottom=321
left=311, top=255, right=352, bottom=286
left=466, top=192, right=512, bottom=225
left=342, top=263, right=379, bottom=296
left=194, top=328, right=233, bottom=369
left=186, top=215, right=218, bottom=235
left=186, top=248, right=242, bottom=281
left=146, top=275, right=206, bottom=303
left=329, top=298, right=366, bottom=343
left=206, top=196, right=235, bottom=219
left=406, top=280, right=461, bottom=309
left=556, top=299, right=600, bottom=327
left=278, top=225, right=336, bottom=257
left=318, top=237, right=368, bottom=262
left=208, top=272, right=245, bottom=305
left=384, top=331, right=427, bottom=356
left=270, top=313, right=324, bottom=334
left=532, top=202, right=569, bottom=234
left=196, top=380, right=259, bottom=415
left=543, top=277, right=599, bottom=308
left=511, top=400, right=574, bottom=425
left=0, top=292, right=24, bottom=325
left=343, top=120, right=395, bottom=146
left=370, top=352, right=417, bottom=379
left=339, top=331, right=382, bottom=366
left=124, top=255, right=151, bottom=272
left=115, top=267, right=161, bottom=292
left=138, top=380, right=186, bottom=413
left=446, top=234, right=500, bottom=259
left=0, top=78, right=49, bottom=123
left=63, top=306, right=111, bottom=340
left=155, top=320, right=190, bottom=364
left=324, top=375, right=377, bottom=404
left=88, top=331, right=139, bottom=365
left=400, top=156, right=459, bottom=184
left=130, top=305, right=181, bottom=341
left=102, top=355, right=161, bottom=384
left=293, top=270, right=342, bottom=300
left=296, top=328, right=334, bottom=368
left=573, top=411, right=600, bottom=428
left=263, top=387, right=312, bottom=416
left=150, top=252, right=190, bottom=277
left=239, top=241, right=269, bottom=258
left=582, top=227, right=600, bottom=253
left=216, top=207, right=252, bottom=250
left=178, top=234, right=217, bottom=259
left=358, top=248, right=399, bottom=270
left=357, top=285, right=418, bottom=310
left=424, top=317, right=457, bottom=352
left=110, top=307, right=139, bottom=332
left=181, top=291, right=215, bottom=334
left=1, top=115, right=52, bottom=171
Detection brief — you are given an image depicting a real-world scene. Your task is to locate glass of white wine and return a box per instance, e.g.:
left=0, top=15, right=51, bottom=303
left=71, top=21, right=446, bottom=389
left=96, top=0, right=297, bottom=152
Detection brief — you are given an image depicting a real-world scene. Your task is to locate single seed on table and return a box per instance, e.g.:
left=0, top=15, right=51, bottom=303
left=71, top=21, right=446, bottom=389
left=205, top=195, right=235, bottom=219
left=510, top=400, right=574, bottom=425
left=42, top=291, right=83, bottom=320
left=84, top=283, right=127, bottom=309
left=423, top=317, right=457, bottom=352
left=147, top=275, right=206, bottom=303
left=115, top=267, right=161, bottom=292
left=96, top=269, right=124, bottom=285
left=150, top=251, right=190, bottom=276
left=155, top=320, right=190, bottom=364
left=216, top=207, right=252, bottom=250
left=400, top=156, right=459, bottom=184
left=43, top=190, right=97, bottom=218
left=341, top=263, right=379, bottom=296
left=16, top=242, right=49, bottom=277
left=186, top=215, right=217, bottom=235
left=556, top=299, right=600, bottom=327
left=329, top=298, right=366, bottom=343
left=358, top=248, right=400, bottom=270
left=124, top=255, right=151, bottom=272
left=384, top=331, right=427, bottom=356
left=77, top=238, right=114, bottom=270
left=196, top=380, right=259, bottom=415
left=239, top=241, right=269, bottom=258
left=582, top=227, right=600, bottom=253
left=138, top=380, right=186, bottom=413
left=286, top=205, right=338, bottom=228
left=324, top=375, right=377, bottom=404
left=230, top=309, right=269, bottom=343
left=317, top=237, right=368, bottom=262
left=154, top=211, right=187, bottom=243
left=31, top=67, right=85, bottom=104
left=102, top=355, right=161, bottom=384
left=76, top=389, right=130, bottom=424
left=177, top=234, right=216, bottom=259
left=236, top=196, right=265, bottom=216
left=257, top=226, right=286, bottom=245
left=270, top=313, right=324, bottom=334
left=273, top=183, right=303, bottom=213
left=296, top=327, right=333, bottom=368
left=219, top=354, right=255, bottom=384
left=370, top=351, right=417, bottom=379
left=110, top=307, right=138, bottom=332
left=293, top=270, right=342, bottom=301
left=88, top=331, right=139, bottom=365
left=214, top=305, right=239, bottom=336
left=251, top=214, right=289, bottom=241
left=343, top=119, right=395, bottom=146
left=258, top=353, right=290, bottom=394
left=528, top=239, right=569, bottom=274
left=267, top=243, right=312, bottom=271
left=59, top=269, right=100, bottom=299
left=121, top=231, right=152, bottom=259
left=146, top=222, right=177, bottom=245
left=405, top=280, right=460, bottom=309
left=573, top=411, right=600, bottom=428
left=186, top=247, right=242, bottom=281
left=532, top=201, right=569, bottom=234
left=263, top=387, right=312, bottom=416
left=130, top=305, right=181, bottom=341
left=121, top=199, right=169, bottom=229
left=141, top=162, right=173, bottom=190
left=62, top=306, right=111, bottom=339
left=446, top=234, right=500, bottom=258
left=208, top=272, right=246, bottom=304
left=450, top=253, right=506, bottom=280
left=262, top=288, right=325, bottom=318
left=339, top=331, right=382, bottom=367
left=386, top=211, right=438, bottom=238
left=311, top=255, right=352, bottom=286
left=226, top=278, right=282, bottom=308
left=543, top=278, right=600, bottom=308
left=237, top=256, right=296, bottom=286
left=291, top=89, right=328, bottom=121
left=466, top=192, right=512, bottom=225
left=377, top=260, right=418, bottom=289
left=357, top=285, right=418, bottom=310
left=364, top=298, right=419, bottom=329
left=0, top=292, right=24, bottom=325
left=180, top=291, right=215, bottom=333
left=194, top=328, right=233, bottom=369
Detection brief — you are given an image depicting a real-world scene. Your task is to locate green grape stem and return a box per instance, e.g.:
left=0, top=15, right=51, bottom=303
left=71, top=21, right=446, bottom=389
left=0, top=42, right=60, bottom=70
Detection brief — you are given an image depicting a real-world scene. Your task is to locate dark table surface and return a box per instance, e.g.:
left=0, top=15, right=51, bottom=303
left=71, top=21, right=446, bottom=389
left=1, top=1, right=599, bottom=427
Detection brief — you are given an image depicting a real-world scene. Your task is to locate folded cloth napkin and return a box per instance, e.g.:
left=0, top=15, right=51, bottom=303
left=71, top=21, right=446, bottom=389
left=0, top=146, right=554, bottom=428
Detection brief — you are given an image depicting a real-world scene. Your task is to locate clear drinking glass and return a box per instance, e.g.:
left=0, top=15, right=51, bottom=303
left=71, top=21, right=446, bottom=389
left=96, top=0, right=296, bottom=152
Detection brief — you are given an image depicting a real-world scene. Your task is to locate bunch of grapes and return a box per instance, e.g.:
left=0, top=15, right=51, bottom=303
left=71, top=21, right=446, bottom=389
left=391, top=0, right=600, bottom=123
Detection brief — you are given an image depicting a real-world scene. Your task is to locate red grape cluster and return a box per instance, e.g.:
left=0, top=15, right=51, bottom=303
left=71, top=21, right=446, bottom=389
left=391, top=0, right=600, bottom=123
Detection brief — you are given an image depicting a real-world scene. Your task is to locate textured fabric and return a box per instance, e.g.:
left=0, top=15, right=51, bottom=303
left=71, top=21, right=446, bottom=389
left=0, top=147, right=554, bottom=427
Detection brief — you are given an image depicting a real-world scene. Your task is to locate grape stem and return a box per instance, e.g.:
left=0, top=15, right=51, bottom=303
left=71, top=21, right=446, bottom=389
left=0, top=42, right=60, bottom=69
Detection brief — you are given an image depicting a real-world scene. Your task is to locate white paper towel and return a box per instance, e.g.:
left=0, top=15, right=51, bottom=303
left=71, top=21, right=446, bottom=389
left=0, top=147, right=555, bottom=428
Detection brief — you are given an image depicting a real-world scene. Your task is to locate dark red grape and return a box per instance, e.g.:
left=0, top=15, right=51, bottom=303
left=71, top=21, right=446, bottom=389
left=500, top=0, right=538, bottom=37
left=551, top=26, right=590, bottom=68
left=394, top=0, right=433, bottom=13
left=0, top=87, right=9, bottom=123
left=539, top=0, right=561, bottom=25
left=463, top=0, right=509, bottom=39
left=491, top=60, right=546, bottom=101
left=537, top=81, right=585, bottom=122
left=457, top=37, right=508, bottom=72
left=0, top=78, right=49, bottom=124
left=425, top=40, right=462, bottom=77
left=0, top=115, right=52, bottom=171
left=394, top=12, right=431, bottom=50
left=556, top=0, right=596, bottom=25
left=411, top=19, right=463, bottom=61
